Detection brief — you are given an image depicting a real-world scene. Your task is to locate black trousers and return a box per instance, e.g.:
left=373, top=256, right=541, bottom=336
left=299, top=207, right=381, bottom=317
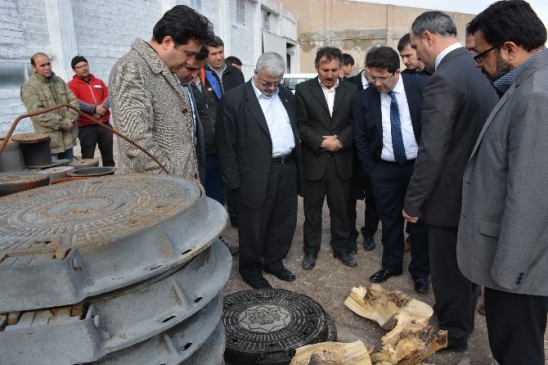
left=238, top=160, right=297, bottom=281
left=78, top=123, right=115, bottom=167
left=303, top=157, right=350, bottom=256
left=484, top=287, right=547, bottom=364
left=429, top=225, right=480, bottom=348
left=347, top=197, right=379, bottom=241
left=370, top=161, right=429, bottom=276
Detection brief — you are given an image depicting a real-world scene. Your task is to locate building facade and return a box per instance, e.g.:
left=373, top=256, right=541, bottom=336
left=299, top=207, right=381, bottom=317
left=0, top=0, right=298, bottom=135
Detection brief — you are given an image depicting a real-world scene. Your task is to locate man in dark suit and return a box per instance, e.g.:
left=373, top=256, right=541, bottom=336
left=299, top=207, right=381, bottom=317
left=345, top=67, right=379, bottom=254
left=460, top=2, right=548, bottom=363
left=216, top=52, right=303, bottom=289
left=296, top=47, right=359, bottom=270
left=403, top=11, right=498, bottom=352
left=354, top=46, right=429, bottom=293
left=397, top=33, right=431, bottom=76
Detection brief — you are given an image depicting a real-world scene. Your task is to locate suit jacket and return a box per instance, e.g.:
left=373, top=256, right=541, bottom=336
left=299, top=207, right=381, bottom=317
left=216, top=81, right=303, bottom=209
left=296, top=78, right=359, bottom=181
left=457, top=52, right=548, bottom=296
left=184, top=84, right=206, bottom=184
left=354, top=74, right=428, bottom=175
left=346, top=71, right=366, bottom=90
left=404, top=47, right=498, bottom=227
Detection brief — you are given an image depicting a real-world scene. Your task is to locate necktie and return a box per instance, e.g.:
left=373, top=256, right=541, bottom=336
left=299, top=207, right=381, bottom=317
left=389, top=91, right=407, bottom=164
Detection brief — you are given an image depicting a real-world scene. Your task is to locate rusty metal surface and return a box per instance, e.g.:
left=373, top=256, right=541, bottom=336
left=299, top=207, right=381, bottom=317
left=0, top=172, right=50, bottom=197
left=0, top=140, right=25, bottom=172
left=10, top=132, right=50, bottom=144
left=0, top=174, right=228, bottom=312
left=0, top=239, right=231, bottom=364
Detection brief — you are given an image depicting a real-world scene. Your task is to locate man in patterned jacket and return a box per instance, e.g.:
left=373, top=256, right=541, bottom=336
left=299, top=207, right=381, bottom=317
left=109, top=5, right=214, bottom=179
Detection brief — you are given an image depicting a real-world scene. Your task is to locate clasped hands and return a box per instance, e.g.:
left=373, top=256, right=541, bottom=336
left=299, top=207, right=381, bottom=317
left=321, top=135, right=343, bottom=152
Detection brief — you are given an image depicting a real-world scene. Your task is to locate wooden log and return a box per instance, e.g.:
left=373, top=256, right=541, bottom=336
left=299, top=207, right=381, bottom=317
left=290, top=340, right=372, bottom=365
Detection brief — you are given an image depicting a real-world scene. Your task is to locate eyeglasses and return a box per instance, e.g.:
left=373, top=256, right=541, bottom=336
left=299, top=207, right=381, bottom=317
left=366, top=72, right=395, bottom=85
left=74, top=64, right=89, bottom=69
left=257, top=74, right=281, bottom=88
left=473, top=43, right=504, bottom=64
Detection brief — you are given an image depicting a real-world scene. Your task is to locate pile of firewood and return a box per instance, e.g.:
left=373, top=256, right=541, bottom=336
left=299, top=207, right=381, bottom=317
left=289, top=284, right=447, bottom=365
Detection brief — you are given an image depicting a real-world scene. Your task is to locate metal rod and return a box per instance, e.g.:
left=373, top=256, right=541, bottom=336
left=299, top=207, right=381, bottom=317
left=0, top=103, right=169, bottom=174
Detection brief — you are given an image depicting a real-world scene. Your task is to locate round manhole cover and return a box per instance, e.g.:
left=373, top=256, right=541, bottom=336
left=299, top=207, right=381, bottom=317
left=222, top=289, right=336, bottom=365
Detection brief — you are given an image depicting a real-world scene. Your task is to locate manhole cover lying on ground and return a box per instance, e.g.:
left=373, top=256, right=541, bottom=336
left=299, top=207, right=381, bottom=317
left=222, top=289, right=336, bottom=365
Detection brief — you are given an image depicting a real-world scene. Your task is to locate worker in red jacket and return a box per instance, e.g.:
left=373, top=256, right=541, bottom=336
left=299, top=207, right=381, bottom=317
left=68, top=56, right=114, bottom=167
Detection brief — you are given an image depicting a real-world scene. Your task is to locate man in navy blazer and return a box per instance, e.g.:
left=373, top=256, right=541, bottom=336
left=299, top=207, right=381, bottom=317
left=216, top=52, right=303, bottom=289
left=354, top=46, right=429, bottom=293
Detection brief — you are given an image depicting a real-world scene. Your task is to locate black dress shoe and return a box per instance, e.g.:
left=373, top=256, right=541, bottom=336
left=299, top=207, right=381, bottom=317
left=302, top=253, right=316, bottom=270
left=230, top=217, right=238, bottom=228
left=369, top=268, right=402, bottom=283
left=363, top=235, right=376, bottom=251
left=477, top=303, right=486, bottom=316
left=347, top=240, right=358, bottom=254
left=265, top=267, right=296, bottom=282
left=412, top=276, right=429, bottom=293
left=333, top=251, right=357, bottom=267
left=436, top=345, right=468, bottom=353
left=242, top=275, right=272, bottom=289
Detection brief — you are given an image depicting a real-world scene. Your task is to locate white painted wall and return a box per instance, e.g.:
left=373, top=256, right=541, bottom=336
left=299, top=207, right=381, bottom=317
left=0, top=0, right=298, bottom=136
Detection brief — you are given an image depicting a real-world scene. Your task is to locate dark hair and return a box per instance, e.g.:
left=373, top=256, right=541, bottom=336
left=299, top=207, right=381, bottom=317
left=366, top=46, right=400, bottom=73
left=30, top=52, right=49, bottom=66
left=195, top=46, right=209, bottom=61
left=207, top=36, right=224, bottom=48
left=341, top=53, right=355, bottom=66
left=397, top=33, right=411, bottom=51
left=152, top=5, right=215, bottom=47
left=411, top=11, right=457, bottom=38
left=226, top=56, right=242, bottom=66
left=467, top=0, right=546, bottom=52
left=314, top=47, right=343, bottom=68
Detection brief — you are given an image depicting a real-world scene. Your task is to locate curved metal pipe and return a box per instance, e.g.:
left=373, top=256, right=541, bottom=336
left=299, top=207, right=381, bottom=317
left=0, top=103, right=169, bottom=174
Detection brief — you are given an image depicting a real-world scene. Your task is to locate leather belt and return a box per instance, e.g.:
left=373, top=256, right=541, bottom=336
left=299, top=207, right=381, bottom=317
left=380, top=158, right=416, bottom=167
left=272, top=154, right=293, bottom=163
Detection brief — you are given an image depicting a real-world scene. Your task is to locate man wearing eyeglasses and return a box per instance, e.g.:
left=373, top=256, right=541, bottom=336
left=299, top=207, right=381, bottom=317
left=459, top=2, right=548, bottom=363
left=216, top=52, right=303, bottom=289
left=403, top=11, right=498, bottom=352
left=68, top=56, right=114, bottom=167
left=296, top=47, right=359, bottom=270
left=354, top=46, right=429, bottom=294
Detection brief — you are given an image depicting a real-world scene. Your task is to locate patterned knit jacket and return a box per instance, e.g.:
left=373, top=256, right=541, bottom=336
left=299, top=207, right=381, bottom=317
left=109, top=38, right=198, bottom=180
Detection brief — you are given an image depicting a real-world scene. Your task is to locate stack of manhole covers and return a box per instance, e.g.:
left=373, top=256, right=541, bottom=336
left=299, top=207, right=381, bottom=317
left=0, top=174, right=231, bottom=364
left=222, top=289, right=337, bottom=365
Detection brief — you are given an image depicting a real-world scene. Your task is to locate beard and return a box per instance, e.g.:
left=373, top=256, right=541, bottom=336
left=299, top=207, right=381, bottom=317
left=484, top=50, right=513, bottom=82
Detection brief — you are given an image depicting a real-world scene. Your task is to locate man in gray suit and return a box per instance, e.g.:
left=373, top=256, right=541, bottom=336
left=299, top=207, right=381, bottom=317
left=403, top=11, right=498, bottom=352
left=460, top=2, right=548, bottom=363
left=217, top=52, right=303, bottom=289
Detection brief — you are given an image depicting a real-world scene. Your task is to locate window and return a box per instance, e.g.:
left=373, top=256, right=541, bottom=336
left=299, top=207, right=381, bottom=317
left=189, top=0, right=202, bottom=11
left=0, top=62, right=30, bottom=90
left=236, top=0, right=245, bottom=25
left=262, top=10, right=271, bottom=31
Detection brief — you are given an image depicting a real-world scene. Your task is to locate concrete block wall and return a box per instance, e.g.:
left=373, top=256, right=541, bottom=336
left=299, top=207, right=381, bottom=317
left=0, top=0, right=298, bottom=136
left=1, top=0, right=50, bottom=133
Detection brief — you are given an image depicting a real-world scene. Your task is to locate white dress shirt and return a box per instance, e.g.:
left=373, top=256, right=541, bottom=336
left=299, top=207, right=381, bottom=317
left=435, top=42, right=462, bottom=71
left=380, top=76, right=418, bottom=161
left=252, top=81, right=295, bottom=157
left=319, top=77, right=339, bottom=116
